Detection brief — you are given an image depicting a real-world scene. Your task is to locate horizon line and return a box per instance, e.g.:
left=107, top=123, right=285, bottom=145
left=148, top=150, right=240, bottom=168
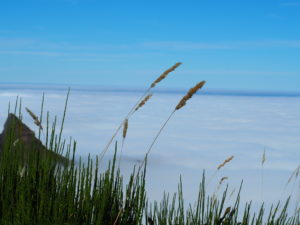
left=0, top=82, right=300, bottom=98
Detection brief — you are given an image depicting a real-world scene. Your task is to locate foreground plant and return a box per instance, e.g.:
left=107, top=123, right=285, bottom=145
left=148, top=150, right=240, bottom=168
left=139, top=81, right=206, bottom=169
left=0, top=109, right=146, bottom=225
left=0, top=82, right=299, bottom=224
left=100, top=62, right=182, bottom=161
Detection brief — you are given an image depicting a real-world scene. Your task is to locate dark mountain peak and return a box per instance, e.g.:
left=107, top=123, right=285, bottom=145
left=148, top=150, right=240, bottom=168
left=1, top=113, right=36, bottom=143
left=0, top=113, right=68, bottom=165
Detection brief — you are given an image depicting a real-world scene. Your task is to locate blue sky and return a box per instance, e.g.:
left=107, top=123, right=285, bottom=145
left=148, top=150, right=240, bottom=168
left=1, top=0, right=300, bottom=92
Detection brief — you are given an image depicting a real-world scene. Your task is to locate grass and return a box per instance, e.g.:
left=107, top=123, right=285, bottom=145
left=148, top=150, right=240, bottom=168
left=0, top=64, right=299, bottom=224
left=0, top=102, right=146, bottom=225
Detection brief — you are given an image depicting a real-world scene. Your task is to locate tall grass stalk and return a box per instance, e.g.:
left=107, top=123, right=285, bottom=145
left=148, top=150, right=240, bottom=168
left=261, top=148, right=266, bottom=202
left=38, top=92, right=45, bottom=140
left=0, top=100, right=147, bottom=224
left=206, top=155, right=234, bottom=189
left=118, top=119, right=129, bottom=168
left=139, top=81, right=206, bottom=170
left=1, top=87, right=299, bottom=224
left=99, top=63, right=182, bottom=162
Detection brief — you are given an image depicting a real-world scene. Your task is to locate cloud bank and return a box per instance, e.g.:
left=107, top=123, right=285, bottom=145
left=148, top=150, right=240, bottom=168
left=0, top=87, right=299, bottom=211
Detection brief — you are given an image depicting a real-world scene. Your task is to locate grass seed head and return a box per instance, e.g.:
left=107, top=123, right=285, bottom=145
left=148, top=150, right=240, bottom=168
left=224, top=207, right=231, bottom=216
left=175, top=81, right=206, bottom=110
left=287, top=164, right=300, bottom=184
left=150, top=62, right=182, bottom=88
left=261, top=148, right=266, bottom=166
left=229, top=188, right=236, bottom=198
left=25, top=107, right=43, bottom=130
left=217, top=155, right=234, bottom=170
left=13, top=139, right=19, bottom=146
left=123, top=119, right=128, bottom=139
left=219, top=176, right=229, bottom=185
left=135, top=94, right=153, bottom=111
left=216, top=176, right=229, bottom=192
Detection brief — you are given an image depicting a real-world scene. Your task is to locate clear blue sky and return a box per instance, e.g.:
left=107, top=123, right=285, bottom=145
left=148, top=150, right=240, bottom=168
left=1, top=0, right=300, bottom=92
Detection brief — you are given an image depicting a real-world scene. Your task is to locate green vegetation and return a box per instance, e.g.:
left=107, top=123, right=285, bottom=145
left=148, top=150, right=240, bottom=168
left=0, top=97, right=298, bottom=225
left=0, top=96, right=146, bottom=225
left=0, top=63, right=299, bottom=224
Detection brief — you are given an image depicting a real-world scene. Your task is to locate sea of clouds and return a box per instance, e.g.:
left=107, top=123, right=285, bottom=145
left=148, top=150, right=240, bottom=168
left=0, top=87, right=300, bottom=213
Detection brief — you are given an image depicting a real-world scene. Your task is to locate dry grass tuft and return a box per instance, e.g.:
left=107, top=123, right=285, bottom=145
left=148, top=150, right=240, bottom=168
left=261, top=148, right=266, bottom=166
left=118, top=119, right=129, bottom=167
left=122, top=119, right=128, bottom=139
left=175, top=81, right=206, bottom=110
left=219, top=176, right=229, bottom=185
left=113, top=208, right=123, bottom=225
left=287, top=164, right=300, bottom=185
left=216, top=176, right=229, bottom=193
left=217, top=155, right=234, bottom=170
left=13, top=139, right=19, bottom=146
left=223, top=207, right=231, bottom=216
left=25, top=107, right=43, bottom=130
left=150, top=62, right=182, bottom=88
left=229, top=188, right=236, bottom=199
left=135, top=94, right=153, bottom=111
left=261, top=148, right=266, bottom=201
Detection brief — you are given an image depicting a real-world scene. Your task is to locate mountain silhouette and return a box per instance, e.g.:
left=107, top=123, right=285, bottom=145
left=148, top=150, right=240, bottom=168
left=0, top=113, right=68, bottom=165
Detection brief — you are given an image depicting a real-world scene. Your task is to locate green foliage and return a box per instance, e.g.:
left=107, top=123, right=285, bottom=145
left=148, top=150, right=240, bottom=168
left=0, top=100, right=146, bottom=225
left=146, top=177, right=299, bottom=225
left=0, top=96, right=299, bottom=224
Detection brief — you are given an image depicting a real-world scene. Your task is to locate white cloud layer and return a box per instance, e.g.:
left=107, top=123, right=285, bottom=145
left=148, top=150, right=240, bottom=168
left=0, top=87, right=299, bottom=213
